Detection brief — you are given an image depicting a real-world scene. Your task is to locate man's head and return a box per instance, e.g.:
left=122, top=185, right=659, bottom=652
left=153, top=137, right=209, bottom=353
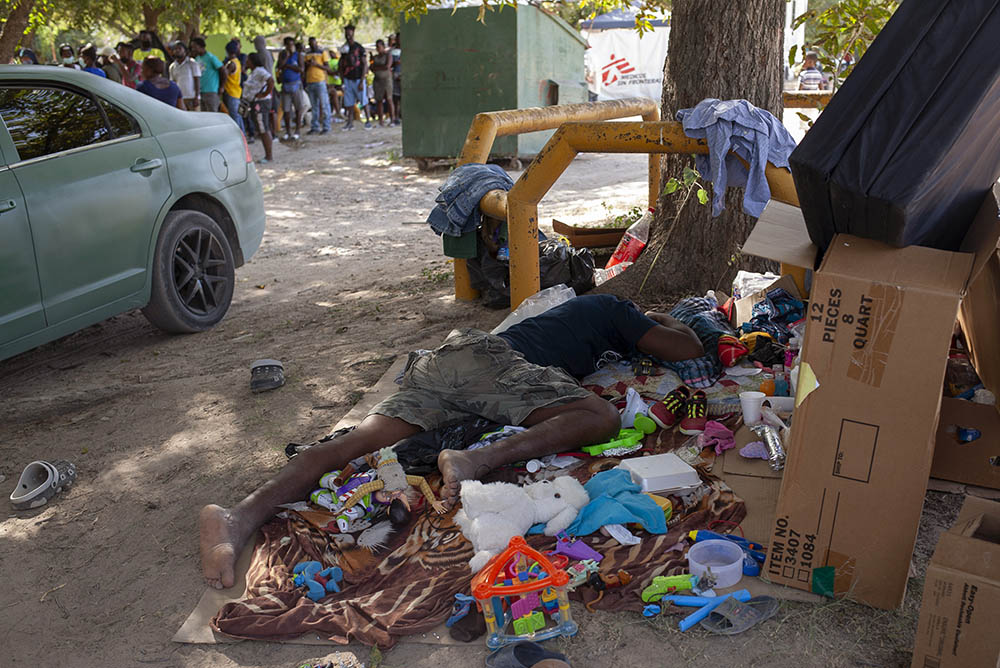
left=171, top=41, right=187, bottom=61
left=344, top=24, right=356, bottom=43
left=283, top=36, right=295, bottom=52
left=253, top=35, right=267, bottom=52
left=58, top=43, right=75, bottom=63
left=804, top=52, right=819, bottom=68
left=189, top=37, right=206, bottom=56
left=225, top=39, right=239, bottom=57
left=247, top=52, right=264, bottom=70
left=139, top=30, right=152, bottom=50
left=141, top=56, right=165, bottom=80
left=80, top=44, right=97, bottom=67
left=376, top=39, right=386, bottom=53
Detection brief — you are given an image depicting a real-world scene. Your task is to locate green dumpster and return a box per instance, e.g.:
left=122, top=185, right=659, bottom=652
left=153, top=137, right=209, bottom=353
left=401, top=5, right=587, bottom=168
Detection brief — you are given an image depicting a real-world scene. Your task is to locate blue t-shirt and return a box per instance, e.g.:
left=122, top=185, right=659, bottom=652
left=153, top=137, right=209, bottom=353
left=280, top=52, right=301, bottom=83
left=196, top=52, right=223, bottom=93
left=83, top=66, right=107, bottom=78
left=138, top=79, right=182, bottom=107
left=497, top=295, right=658, bottom=378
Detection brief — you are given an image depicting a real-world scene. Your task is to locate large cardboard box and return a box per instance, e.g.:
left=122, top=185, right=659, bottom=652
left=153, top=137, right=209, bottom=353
left=910, top=496, right=1000, bottom=668
left=743, top=187, right=1000, bottom=609
left=932, top=397, right=1000, bottom=490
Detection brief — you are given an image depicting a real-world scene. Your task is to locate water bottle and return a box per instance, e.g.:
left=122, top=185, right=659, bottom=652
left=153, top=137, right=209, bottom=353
left=606, top=208, right=653, bottom=269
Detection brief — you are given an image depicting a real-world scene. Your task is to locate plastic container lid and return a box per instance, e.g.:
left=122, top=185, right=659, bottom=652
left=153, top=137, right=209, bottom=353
left=687, top=539, right=744, bottom=589
left=618, top=453, right=700, bottom=493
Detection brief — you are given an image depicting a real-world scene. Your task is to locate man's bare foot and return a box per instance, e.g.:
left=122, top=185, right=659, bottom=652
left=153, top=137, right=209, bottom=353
left=437, top=450, right=490, bottom=510
left=199, top=504, right=243, bottom=590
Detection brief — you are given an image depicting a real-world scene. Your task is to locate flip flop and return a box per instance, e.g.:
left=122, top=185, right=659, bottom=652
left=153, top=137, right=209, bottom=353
left=251, top=359, right=285, bottom=393
left=699, top=595, right=779, bottom=635
left=10, top=460, right=77, bottom=510
left=485, top=641, right=569, bottom=668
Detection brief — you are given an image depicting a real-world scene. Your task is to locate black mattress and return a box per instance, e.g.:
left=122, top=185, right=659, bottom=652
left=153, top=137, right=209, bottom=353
left=790, top=0, right=1000, bottom=252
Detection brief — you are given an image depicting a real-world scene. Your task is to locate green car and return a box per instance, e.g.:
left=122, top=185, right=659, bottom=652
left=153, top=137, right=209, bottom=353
left=0, top=66, right=265, bottom=362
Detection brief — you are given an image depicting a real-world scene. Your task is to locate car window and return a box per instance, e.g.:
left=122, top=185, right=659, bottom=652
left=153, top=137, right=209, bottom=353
left=0, top=87, right=111, bottom=162
left=99, top=98, right=140, bottom=138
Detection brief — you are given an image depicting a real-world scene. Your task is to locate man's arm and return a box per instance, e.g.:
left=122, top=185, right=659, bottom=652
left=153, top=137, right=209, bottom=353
left=636, top=311, right=704, bottom=362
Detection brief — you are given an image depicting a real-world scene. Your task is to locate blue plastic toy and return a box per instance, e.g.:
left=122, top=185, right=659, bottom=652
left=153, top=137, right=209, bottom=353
left=292, top=561, right=343, bottom=601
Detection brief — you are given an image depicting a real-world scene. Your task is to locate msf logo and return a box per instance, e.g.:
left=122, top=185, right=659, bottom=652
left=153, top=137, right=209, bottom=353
left=602, top=53, right=635, bottom=85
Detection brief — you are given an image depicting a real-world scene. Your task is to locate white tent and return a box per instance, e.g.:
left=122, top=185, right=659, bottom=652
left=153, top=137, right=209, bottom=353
left=581, top=7, right=669, bottom=102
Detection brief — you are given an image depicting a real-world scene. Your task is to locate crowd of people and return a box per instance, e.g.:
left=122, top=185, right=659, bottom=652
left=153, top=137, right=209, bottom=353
left=22, top=26, right=403, bottom=163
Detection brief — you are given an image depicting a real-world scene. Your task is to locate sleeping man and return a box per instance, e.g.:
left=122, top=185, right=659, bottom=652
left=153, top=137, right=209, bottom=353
left=201, top=294, right=703, bottom=588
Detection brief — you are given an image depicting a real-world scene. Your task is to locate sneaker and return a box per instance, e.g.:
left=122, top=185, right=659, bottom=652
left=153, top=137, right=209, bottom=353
left=649, top=386, right=690, bottom=429
left=292, top=133, right=300, bottom=140
left=364, top=121, right=373, bottom=130
left=307, top=129, right=318, bottom=135
left=343, top=123, right=353, bottom=131
left=320, top=129, right=329, bottom=134
left=679, top=390, right=708, bottom=435
left=282, top=133, right=291, bottom=141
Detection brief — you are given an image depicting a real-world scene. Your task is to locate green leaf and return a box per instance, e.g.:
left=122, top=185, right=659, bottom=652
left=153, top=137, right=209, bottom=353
left=696, top=188, right=709, bottom=205
left=788, top=44, right=798, bottom=68
left=662, top=178, right=679, bottom=195
left=682, top=166, right=698, bottom=186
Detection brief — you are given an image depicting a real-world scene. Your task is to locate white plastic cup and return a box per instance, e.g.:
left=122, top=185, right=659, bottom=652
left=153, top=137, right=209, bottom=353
left=740, top=391, right=766, bottom=426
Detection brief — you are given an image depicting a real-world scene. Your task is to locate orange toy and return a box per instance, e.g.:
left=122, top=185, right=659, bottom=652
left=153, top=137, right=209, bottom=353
left=472, top=536, right=577, bottom=650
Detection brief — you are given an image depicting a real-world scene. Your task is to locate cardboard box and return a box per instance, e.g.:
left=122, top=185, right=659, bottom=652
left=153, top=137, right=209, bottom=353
left=732, top=274, right=802, bottom=329
left=910, top=496, right=1000, bottom=668
left=932, top=397, right=1000, bottom=490
left=743, top=188, right=1000, bottom=609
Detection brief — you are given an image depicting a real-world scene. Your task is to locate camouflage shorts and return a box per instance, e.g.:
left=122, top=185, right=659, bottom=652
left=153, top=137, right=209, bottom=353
left=367, top=328, right=592, bottom=430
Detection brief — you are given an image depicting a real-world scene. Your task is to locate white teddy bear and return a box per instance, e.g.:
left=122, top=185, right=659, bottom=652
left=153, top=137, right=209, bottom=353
left=454, top=476, right=590, bottom=572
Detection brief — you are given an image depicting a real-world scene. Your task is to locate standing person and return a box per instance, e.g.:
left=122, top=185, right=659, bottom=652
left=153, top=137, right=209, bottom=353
left=221, top=42, right=244, bottom=132
left=339, top=24, right=367, bottom=131
left=390, top=33, right=401, bottom=124
left=79, top=45, right=107, bottom=78
left=116, top=42, right=140, bottom=88
left=242, top=53, right=275, bottom=164
left=137, top=57, right=185, bottom=109
left=98, top=46, right=123, bottom=83
left=253, top=36, right=278, bottom=136
left=370, top=39, right=394, bottom=127
left=191, top=37, right=223, bottom=113
left=303, top=36, right=332, bottom=134
left=134, top=30, right=167, bottom=79
left=58, top=44, right=80, bottom=70
left=169, top=41, right=201, bottom=110
left=327, top=48, right=344, bottom=121
left=798, top=52, right=825, bottom=91
left=16, top=47, right=38, bottom=64
left=276, top=36, right=304, bottom=140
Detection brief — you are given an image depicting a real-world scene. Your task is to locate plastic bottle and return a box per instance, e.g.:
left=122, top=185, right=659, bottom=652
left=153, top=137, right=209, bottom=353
left=594, top=261, right=633, bottom=286
left=759, top=373, right=776, bottom=396
left=606, top=208, right=653, bottom=269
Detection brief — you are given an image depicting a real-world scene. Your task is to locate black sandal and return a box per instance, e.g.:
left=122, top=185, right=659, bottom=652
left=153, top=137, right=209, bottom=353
left=250, top=359, right=285, bottom=393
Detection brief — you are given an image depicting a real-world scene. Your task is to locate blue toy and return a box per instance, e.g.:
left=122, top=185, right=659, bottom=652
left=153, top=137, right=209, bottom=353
left=292, top=561, right=343, bottom=601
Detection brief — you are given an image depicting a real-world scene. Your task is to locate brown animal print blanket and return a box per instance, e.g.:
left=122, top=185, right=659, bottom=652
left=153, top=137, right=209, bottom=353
left=212, top=371, right=745, bottom=648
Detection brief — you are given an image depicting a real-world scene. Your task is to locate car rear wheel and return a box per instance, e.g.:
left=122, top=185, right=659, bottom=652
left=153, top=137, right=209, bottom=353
left=142, top=210, right=236, bottom=333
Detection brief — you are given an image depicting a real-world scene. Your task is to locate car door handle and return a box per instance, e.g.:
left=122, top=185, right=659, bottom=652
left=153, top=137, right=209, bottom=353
left=130, top=158, right=163, bottom=173
left=0, top=199, right=15, bottom=213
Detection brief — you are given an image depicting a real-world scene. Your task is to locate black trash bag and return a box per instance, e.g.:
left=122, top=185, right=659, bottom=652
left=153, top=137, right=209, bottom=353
left=392, top=416, right=501, bottom=475
left=468, top=238, right=596, bottom=309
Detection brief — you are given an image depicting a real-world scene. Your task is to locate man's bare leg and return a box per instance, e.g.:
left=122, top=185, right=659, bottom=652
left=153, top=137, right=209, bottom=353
left=436, top=395, right=619, bottom=507
left=199, top=414, right=419, bottom=589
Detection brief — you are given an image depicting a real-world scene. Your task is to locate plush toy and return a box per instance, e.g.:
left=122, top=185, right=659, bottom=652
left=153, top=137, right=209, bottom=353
left=292, top=561, right=343, bottom=602
left=454, top=476, right=590, bottom=572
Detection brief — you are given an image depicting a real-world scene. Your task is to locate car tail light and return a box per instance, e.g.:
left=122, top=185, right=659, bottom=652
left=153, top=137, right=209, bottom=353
left=241, top=131, right=252, bottom=163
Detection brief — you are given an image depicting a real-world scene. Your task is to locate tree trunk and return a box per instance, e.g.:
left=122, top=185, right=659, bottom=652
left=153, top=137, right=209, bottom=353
left=606, top=0, right=785, bottom=303
left=0, top=0, right=35, bottom=64
left=142, top=2, right=165, bottom=32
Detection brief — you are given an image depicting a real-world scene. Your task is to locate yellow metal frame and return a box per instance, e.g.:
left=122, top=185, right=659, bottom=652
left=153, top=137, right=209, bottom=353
left=454, top=99, right=661, bottom=300
left=455, top=98, right=817, bottom=308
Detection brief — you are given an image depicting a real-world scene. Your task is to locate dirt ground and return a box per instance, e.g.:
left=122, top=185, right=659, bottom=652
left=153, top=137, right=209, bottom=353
left=0, top=123, right=967, bottom=668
